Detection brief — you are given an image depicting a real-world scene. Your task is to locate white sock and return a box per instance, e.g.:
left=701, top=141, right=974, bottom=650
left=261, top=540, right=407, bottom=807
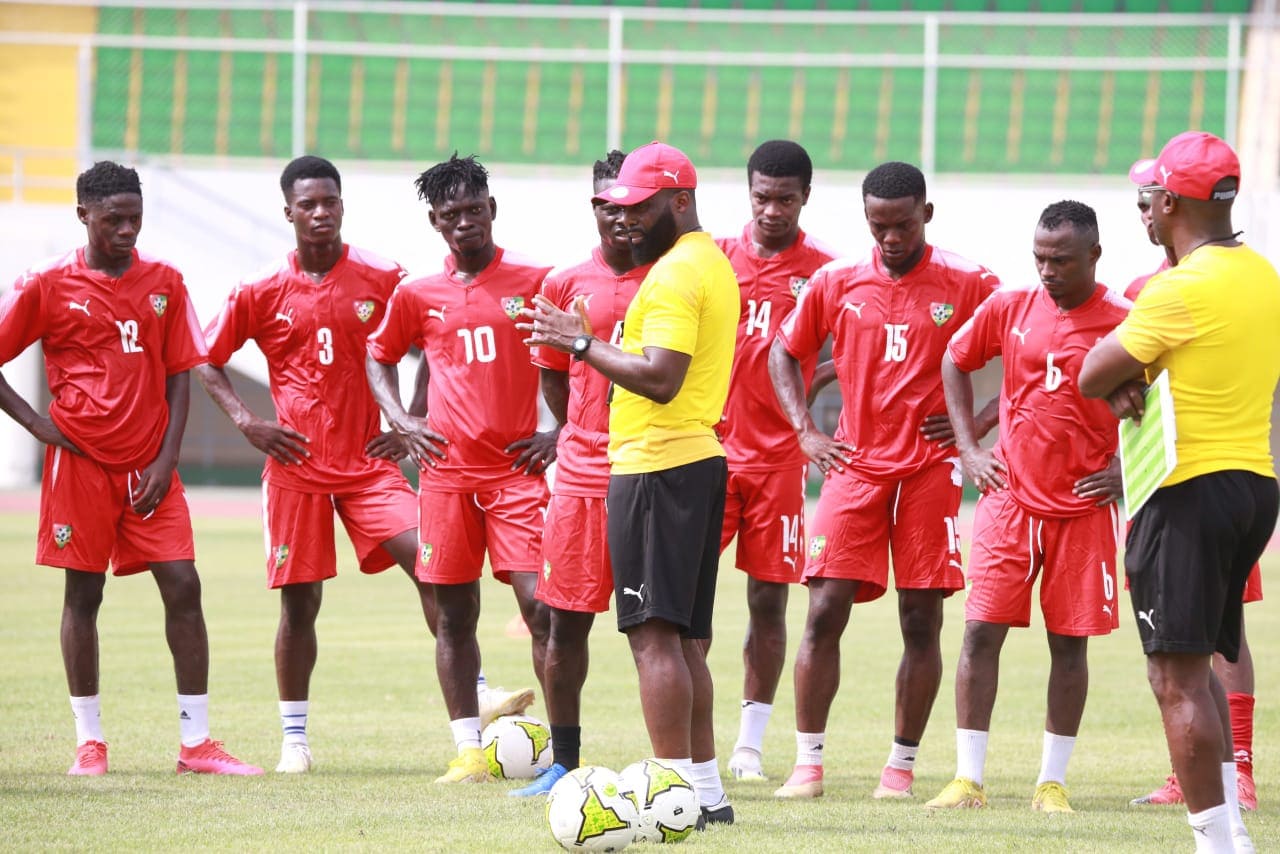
left=795, top=731, right=825, bottom=766
left=279, top=700, right=309, bottom=746
left=1222, top=762, right=1252, bottom=851
left=70, top=695, right=103, bottom=745
left=689, top=758, right=726, bottom=807
left=956, top=728, right=989, bottom=786
left=1037, top=731, right=1077, bottom=785
left=1187, top=803, right=1235, bottom=854
left=886, top=740, right=918, bottom=772
left=449, top=717, right=482, bottom=751
left=734, top=700, right=772, bottom=754
left=476, top=670, right=487, bottom=692
left=177, top=693, right=210, bottom=748
left=660, top=756, right=694, bottom=782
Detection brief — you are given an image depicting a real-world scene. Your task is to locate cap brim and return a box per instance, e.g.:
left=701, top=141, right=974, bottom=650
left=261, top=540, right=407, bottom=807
left=591, top=183, right=661, bottom=206
left=1129, top=158, right=1157, bottom=185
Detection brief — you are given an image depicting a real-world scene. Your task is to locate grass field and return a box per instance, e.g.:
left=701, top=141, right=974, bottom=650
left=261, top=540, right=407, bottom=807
left=0, top=490, right=1275, bottom=852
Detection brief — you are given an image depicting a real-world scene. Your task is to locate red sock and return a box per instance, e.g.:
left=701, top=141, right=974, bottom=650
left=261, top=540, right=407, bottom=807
left=1227, top=692, right=1255, bottom=773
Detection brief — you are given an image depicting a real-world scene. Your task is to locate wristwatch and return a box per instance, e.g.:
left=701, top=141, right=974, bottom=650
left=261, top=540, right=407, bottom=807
left=571, top=334, right=593, bottom=360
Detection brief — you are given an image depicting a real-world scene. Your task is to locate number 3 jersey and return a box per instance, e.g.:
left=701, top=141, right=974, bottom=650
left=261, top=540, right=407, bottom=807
left=947, top=282, right=1131, bottom=517
left=204, top=244, right=407, bottom=492
left=367, top=247, right=552, bottom=491
left=779, top=244, right=998, bottom=481
left=0, top=248, right=207, bottom=472
left=717, top=226, right=838, bottom=472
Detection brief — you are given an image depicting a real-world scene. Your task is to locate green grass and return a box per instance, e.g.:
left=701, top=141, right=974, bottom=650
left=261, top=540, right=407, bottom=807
left=0, top=495, right=1275, bottom=851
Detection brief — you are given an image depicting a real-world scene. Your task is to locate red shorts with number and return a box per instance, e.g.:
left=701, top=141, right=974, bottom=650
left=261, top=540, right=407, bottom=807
left=1122, top=522, right=1263, bottom=603
left=36, top=446, right=195, bottom=575
left=719, top=466, right=808, bottom=583
left=965, top=490, right=1120, bottom=636
left=262, top=470, right=418, bottom=588
left=538, top=493, right=612, bottom=613
left=417, top=476, right=548, bottom=584
left=803, top=458, right=964, bottom=602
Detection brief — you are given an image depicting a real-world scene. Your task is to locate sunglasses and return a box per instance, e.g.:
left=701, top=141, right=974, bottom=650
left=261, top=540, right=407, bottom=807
left=1138, top=183, right=1178, bottom=207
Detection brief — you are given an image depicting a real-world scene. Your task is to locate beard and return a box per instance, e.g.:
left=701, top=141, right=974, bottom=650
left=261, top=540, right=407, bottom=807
left=630, top=206, right=679, bottom=266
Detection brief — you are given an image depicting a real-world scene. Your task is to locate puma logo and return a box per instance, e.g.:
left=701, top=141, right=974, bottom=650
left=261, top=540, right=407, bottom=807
left=1012, top=326, right=1029, bottom=344
left=1103, top=604, right=1113, bottom=617
left=622, top=584, right=645, bottom=602
left=1159, top=165, right=1174, bottom=184
left=783, top=556, right=797, bottom=569
left=1137, top=609, right=1156, bottom=631
left=428, top=307, right=447, bottom=322
left=68, top=298, right=91, bottom=316
left=842, top=301, right=865, bottom=318
left=275, top=309, right=295, bottom=327
left=662, top=170, right=680, bottom=183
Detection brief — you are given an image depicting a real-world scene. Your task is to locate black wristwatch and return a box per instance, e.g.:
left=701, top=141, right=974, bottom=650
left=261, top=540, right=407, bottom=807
left=571, top=334, right=593, bottom=360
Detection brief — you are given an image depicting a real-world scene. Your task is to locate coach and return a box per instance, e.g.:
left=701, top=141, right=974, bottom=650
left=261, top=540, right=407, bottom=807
left=521, top=141, right=739, bottom=825
left=1080, top=131, right=1280, bottom=853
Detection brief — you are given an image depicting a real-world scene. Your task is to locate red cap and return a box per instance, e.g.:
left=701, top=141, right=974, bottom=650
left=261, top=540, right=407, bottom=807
left=593, top=141, right=697, bottom=206
left=1129, top=131, right=1240, bottom=201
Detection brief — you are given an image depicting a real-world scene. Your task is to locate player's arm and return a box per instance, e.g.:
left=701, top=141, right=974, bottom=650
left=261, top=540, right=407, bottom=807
left=0, top=371, right=80, bottom=453
left=519, top=294, right=690, bottom=404
left=540, top=367, right=569, bottom=426
left=366, top=352, right=430, bottom=462
left=504, top=367, right=564, bottom=476
left=130, top=371, right=190, bottom=515
left=768, top=338, right=854, bottom=475
left=1073, top=455, right=1123, bottom=506
left=973, top=394, right=1000, bottom=440
left=194, top=364, right=310, bottom=465
left=805, top=359, right=836, bottom=407
left=941, top=353, right=1006, bottom=492
left=366, top=353, right=447, bottom=469
left=1079, top=331, right=1148, bottom=423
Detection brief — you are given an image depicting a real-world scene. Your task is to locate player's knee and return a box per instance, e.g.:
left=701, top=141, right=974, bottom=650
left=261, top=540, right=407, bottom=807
left=63, top=572, right=106, bottom=615
left=746, top=581, right=788, bottom=623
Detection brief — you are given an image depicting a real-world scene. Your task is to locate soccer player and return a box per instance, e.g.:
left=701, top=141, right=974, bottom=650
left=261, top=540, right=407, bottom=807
left=1081, top=131, right=1278, bottom=853
left=770, top=161, right=998, bottom=800
left=522, top=141, right=739, bottom=824
left=367, top=154, right=555, bottom=784
left=508, top=151, right=652, bottom=797
left=927, top=200, right=1127, bottom=812
left=715, top=140, right=837, bottom=781
left=0, top=161, right=260, bottom=776
left=197, top=156, right=531, bottom=774
left=1125, top=163, right=1263, bottom=812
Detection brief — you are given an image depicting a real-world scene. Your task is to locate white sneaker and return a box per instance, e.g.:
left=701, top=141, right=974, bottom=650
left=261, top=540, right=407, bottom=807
left=727, top=747, right=767, bottom=781
left=275, top=742, right=312, bottom=774
left=478, top=686, right=535, bottom=729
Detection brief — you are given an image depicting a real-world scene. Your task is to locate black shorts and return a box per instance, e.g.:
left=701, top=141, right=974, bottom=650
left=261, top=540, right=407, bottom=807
left=1126, top=470, right=1277, bottom=662
left=607, top=456, right=728, bottom=639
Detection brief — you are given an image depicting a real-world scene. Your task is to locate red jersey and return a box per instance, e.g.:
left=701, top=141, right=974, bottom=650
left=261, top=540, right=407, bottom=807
left=717, top=226, right=839, bottom=472
left=0, top=248, right=206, bottom=472
left=204, top=244, right=408, bottom=493
left=779, top=244, right=998, bottom=481
left=948, top=283, right=1131, bottom=517
left=532, top=249, right=649, bottom=498
left=367, top=247, right=551, bottom=491
left=1124, top=257, right=1172, bottom=301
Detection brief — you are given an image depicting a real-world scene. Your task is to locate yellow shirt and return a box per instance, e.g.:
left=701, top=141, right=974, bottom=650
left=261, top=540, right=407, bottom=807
left=1116, top=244, right=1280, bottom=486
left=608, top=231, right=739, bottom=475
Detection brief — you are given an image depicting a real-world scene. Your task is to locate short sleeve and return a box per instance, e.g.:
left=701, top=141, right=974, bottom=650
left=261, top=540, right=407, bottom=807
left=637, top=264, right=701, bottom=356
left=1115, top=272, right=1197, bottom=364
left=532, top=270, right=572, bottom=372
left=367, top=284, right=420, bottom=364
left=0, top=271, right=46, bottom=366
left=163, top=278, right=208, bottom=374
left=948, top=289, right=1003, bottom=371
left=778, top=265, right=832, bottom=360
left=203, top=282, right=257, bottom=367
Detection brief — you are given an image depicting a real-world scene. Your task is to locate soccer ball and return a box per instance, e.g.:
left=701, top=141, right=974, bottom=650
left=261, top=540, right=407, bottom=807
left=618, top=758, right=700, bottom=843
left=481, top=714, right=552, bottom=779
left=546, top=765, right=638, bottom=852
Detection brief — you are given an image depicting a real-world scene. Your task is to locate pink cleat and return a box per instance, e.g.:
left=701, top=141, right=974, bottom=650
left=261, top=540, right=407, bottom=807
left=774, top=764, right=824, bottom=799
left=176, top=739, right=263, bottom=775
left=872, top=765, right=914, bottom=799
left=68, top=740, right=108, bottom=776
left=1130, top=774, right=1183, bottom=806
left=1237, top=767, right=1257, bottom=811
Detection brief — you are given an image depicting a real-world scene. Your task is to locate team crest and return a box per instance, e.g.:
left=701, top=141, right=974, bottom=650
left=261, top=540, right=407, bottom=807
left=52, top=523, right=72, bottom=549
left=148, top=294, right=168, bottom=317
left=421, top=543, right=434, bottom=566
left=501, top=296, right=525, bottom=321
left=789, top=277, right=808, bottom=298
left=808, top=535, right=827, bottom=559
left=353, top=300, right=376, bottom=323
left=930, top=302, right=955, bottom=326
left=273, top=544, right=289, bottom=569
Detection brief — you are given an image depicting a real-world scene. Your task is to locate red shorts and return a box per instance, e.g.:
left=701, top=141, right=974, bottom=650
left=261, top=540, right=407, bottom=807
left=538, top=493, right=612, bottom=613
left=262, top=471, right=417, bottom=588
left=719, top=466, right=808, bottom=583
left=1122, top=523, right=1263, bottom=603
left=803, top=458, right=964, bottom=602
left=418, top=476, right=548, bottom=584
left=36, top=446, right=195, bottom=575
left=965, top=490, right=1120, bottom=636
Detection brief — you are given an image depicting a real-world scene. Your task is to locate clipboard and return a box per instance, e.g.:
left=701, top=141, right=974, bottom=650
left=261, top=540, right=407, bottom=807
left=1118, top=369, right=1177, bottom=520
